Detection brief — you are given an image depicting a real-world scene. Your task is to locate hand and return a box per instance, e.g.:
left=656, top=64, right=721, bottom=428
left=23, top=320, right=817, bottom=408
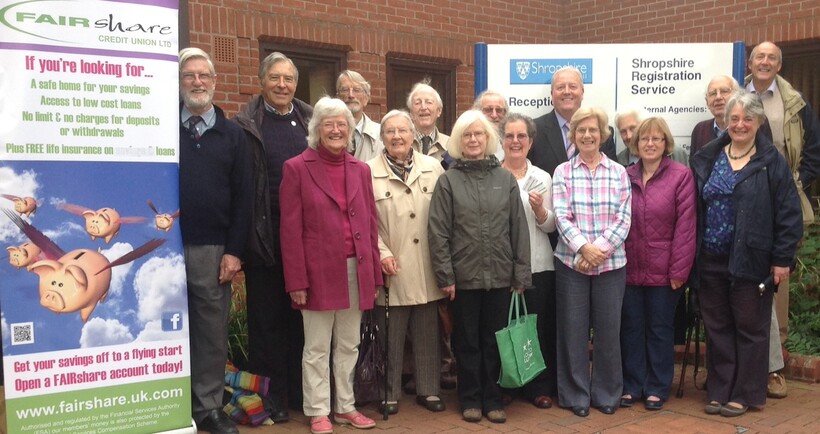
left=218, top=254, right=242, bottom=284
left=441, top=284, right=455, bottom=301
left=290, top=290, right=307, bottom=305
left=528, top=192, right=546, bottom=221
left=511, top=287, right=524, bottom=294
left=772, top=266, right=790, bottom=286
left=670, top=279, right=685, bottom=290
left=576, top=256, right=593, bottom=273
left=381, top=257, right=398, bottom=276
left=579, top=243, right=606, bottom=267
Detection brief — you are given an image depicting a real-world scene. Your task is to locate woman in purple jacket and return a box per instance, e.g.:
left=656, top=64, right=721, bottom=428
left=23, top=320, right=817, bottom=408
left=620, top=117, right=696, bottom=411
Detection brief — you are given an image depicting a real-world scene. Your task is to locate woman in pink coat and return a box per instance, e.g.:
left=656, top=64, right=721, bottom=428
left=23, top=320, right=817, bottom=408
left=280, top=96, right=382, bottom=434
left=620, top=117, right=696, bottom=411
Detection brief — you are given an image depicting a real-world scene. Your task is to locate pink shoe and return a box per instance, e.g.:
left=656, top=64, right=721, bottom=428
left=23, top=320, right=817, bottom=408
left=310, top=416, right=333, bottom=434
left=333, top=411, right=375, bottom=429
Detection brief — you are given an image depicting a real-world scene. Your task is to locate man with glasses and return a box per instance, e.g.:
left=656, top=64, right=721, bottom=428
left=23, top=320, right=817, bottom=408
left=473, top=89, right=508, bottom=161
left=529, top=67, right=616, bottom=179
left=690, top=75, right=740, bottom=157
left=336, top=70, right=383, bottom=161
left=179, top=47, right=252, bottom=434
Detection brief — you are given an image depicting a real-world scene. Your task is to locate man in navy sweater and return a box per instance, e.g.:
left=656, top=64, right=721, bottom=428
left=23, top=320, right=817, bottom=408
left=178, top=47, right=252, bottom=434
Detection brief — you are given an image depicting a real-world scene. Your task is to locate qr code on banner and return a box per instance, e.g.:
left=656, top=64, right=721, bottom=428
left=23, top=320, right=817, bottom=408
left=11, top=322, right=34, bottom=345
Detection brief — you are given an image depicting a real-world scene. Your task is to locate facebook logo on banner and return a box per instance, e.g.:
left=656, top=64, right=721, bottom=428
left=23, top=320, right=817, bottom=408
left=162, top=312, right=182, bottom=331
left=510, top=59, right=594, bottom=85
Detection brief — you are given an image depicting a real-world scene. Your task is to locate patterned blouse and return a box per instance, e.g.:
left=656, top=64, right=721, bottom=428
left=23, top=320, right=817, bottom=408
left=553, top=153, right=632, bottom=275
left=702, top=152, right=736, bottom=256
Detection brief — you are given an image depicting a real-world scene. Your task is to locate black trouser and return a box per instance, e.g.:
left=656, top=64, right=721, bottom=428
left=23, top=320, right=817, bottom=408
left=245, top=264, right=304, bottom=409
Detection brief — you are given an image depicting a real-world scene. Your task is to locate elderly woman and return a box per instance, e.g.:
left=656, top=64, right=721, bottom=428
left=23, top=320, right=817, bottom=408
left=552, top=107, right=631, bottom=417
left=620, top=117, right=696, bottom=411
left=280, top=96, right=382, bottom=434
left=428, top=110, right=531, bottom=424
left=690, top=91, right=801, bottom=417
left=499, top=113, right=557, bottom=409
left=367, top=110, right=446, bottom=414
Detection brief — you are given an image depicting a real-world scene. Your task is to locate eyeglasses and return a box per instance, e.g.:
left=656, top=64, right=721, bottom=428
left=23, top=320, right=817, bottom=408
left=338, top=87, right=365, bottom=96
left=462, top=131, right=486, bottom=140
left=707, top=88, right=733, bottom=99
left=321, top=121, right=348, bottom=130
left=181, top=72, right=213, bottom=83
left=503, top=133, right=529, bottom=142
left=639, top=137, right=665, bottom=144
left=482, top=107, right=506, bottom=115
left=383, top=128, right=411, bottom=136
left=575, top=127, right=599, bottom=135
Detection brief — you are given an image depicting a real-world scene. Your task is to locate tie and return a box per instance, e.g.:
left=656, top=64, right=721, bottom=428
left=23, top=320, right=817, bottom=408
left=563, top=123, right=575, bottom=159
left=422, top=136, right=432, bottom=155
left=188, top=115, right=203, bottom=140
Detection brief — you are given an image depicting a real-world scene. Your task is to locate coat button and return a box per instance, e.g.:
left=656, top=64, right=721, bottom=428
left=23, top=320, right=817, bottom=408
left=423, top=186, right=428, bottom=192
left=358, top=256, right=364, bottom=262
left=410, top=213, right=416, bottom=218
left=354, top=232, right=361, bottom=240
left=405, top=188, right=411, bottom=194
left=350, top=209, right=356, bottom=216
left=386, top=191, right=391, bottom=197
left=413, top=238, right=419, bottom=244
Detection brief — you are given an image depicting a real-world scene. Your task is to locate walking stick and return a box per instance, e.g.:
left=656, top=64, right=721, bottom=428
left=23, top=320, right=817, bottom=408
left=383, top=282, right=390, bottom=420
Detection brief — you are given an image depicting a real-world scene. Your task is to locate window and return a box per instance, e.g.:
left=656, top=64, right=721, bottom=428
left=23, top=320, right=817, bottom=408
left=386, top=53, right=458, bottom=134
left=259, top=39, right=349, bottom=106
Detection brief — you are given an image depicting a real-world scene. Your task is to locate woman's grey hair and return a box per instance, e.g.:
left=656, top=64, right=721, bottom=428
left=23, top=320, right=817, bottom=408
left=179, top=47, right=215, bottom=75
left=258, top=51, right=299, bottom=83
left=337, top=70, right=371, bottom=97
left=724, top=90, right=766, bottom=125
left=379, top=109, right=416, bottom=138
left=498, top=112, right=536, bottom=140
left=307, top=96, right=355, bottom=150
left=446, top=110, right=499, bottom=159
left=569, top=106, right=612, bottom=145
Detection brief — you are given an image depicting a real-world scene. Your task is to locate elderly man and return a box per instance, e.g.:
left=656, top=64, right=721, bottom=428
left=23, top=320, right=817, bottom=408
left=179, top=47, right=252, bottom=434
left=745, top=41, right=820, bottom=399
left=529, top=67, right=616, bottom=178
left=614, top=108, right=689, bottom=167
left=690, top=75, right=741, bottom=157
left=473, top=89, right=508, bottom=161
left=336, top=69, right=383, bottom=161
left=407, top=82, right=450, bottom=166
left=234, top=52, right=313, bottom=423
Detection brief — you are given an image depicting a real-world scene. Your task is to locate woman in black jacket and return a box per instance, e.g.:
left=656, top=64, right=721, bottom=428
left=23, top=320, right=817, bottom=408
left=690, top=91, right=802, bottom=417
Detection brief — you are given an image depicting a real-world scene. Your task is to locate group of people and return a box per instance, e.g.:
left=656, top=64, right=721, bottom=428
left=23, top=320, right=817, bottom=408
left=177, top=39, right=817, bottom=434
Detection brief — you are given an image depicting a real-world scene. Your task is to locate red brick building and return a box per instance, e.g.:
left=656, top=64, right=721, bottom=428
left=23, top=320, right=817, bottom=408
left=183, top=0, right=819, bottom=132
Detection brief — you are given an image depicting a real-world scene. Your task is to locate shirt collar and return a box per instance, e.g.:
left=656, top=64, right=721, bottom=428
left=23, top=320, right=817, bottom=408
left=264, top=100, right=294, bottom=115
left=181, top=106, right=216, bottom=128
left=746, top=79, right=777, bottom=96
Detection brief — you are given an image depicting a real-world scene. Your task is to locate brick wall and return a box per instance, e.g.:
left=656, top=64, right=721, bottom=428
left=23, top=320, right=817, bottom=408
left=187, top=0, right=819, bottom=120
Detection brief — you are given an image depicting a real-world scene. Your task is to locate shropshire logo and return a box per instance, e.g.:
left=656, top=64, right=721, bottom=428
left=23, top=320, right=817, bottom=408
left=509, top=59, right=594, bottom=85
left=0, top=0, right=173, bottom=44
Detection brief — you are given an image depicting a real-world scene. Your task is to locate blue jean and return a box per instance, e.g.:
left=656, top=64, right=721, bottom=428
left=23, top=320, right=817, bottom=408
left=620, top=285, right=683, bottom=400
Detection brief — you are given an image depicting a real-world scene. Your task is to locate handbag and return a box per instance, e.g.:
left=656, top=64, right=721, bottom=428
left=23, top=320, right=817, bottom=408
left=354, top=310, right=384, bottom=404
left=495, top=291, right=546, bottom=388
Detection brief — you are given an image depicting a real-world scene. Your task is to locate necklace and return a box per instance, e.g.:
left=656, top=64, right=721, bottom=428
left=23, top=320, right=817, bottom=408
left=503, top=163, right=527, bottom=179
left=728, top=142, right=754, bottom=160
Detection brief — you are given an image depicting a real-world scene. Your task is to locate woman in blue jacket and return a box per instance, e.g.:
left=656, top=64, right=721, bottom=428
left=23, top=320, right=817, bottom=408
left=690, top=91, right=802, bottom=417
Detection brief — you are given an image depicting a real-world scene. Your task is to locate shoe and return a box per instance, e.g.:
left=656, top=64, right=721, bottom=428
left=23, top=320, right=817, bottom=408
left=720, top=402, right=748, bottom=417
left=485, top=409, right=506, bottom=423
left=310, top=416, right=333, bottom=434
left=334, top=411, right=375, bottom=429
left=598, top=405, right=616, bottom=415
left=704, top=401, right=722, bottom=415
left=261, top=397, right=290, bottom=423
left=532, top=395, right=553, bottom=409
left=462, top=408, right=482, bottom=422
left=620, top=395, right=634, bottom=408
left=644, top=397, right=663, bottom=411
left=767, top=372, right=788, bottom=398
left=378, top=401, right=398, bottom=415
left=416, top=395, right=445, bottom=412
left=571, top=406, right=589, bottom=417
left=403, top=379, right=417, bottom=395
left=198, top=409, right=239, bottom=434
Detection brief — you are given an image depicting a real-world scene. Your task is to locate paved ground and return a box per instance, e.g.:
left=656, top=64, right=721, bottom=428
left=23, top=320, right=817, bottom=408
left=233, top=365, right=820, bottom=434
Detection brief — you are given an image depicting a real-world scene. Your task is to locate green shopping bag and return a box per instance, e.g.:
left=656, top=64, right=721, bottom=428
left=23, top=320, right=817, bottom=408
left=495, top=291, right=546, bottom=388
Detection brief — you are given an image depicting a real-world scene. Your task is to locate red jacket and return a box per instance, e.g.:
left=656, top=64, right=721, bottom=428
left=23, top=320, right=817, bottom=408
left=279, top=148, right=382, bottom=310
left=625, top=157, right=696, bottom=287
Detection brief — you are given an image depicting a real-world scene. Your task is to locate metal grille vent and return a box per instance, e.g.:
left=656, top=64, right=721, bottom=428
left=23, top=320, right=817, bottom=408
left=213, top=36, right=237, bottom=63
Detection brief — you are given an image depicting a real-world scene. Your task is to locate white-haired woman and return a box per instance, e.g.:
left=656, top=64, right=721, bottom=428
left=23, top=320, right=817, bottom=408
left=280, top=96, right=382, bottom=434
left=428, top=110, right=531, bottom=424
left=367, top=110, right=446, bottom=414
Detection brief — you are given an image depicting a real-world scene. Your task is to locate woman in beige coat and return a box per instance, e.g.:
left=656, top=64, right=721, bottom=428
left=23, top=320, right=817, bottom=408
left=367, top=109, right=446, bottom=414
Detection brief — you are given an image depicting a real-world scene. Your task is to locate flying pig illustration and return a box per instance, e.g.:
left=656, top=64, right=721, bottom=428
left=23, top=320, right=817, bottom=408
left=147, top=199, right=179, bottom=232
left=3, top=209, right=165, bottom=322
left=7, top=242, right=42, bottom=269
left=57, top=202, right=146, bottom=243
left=2, top=194, right=38, bottom=216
